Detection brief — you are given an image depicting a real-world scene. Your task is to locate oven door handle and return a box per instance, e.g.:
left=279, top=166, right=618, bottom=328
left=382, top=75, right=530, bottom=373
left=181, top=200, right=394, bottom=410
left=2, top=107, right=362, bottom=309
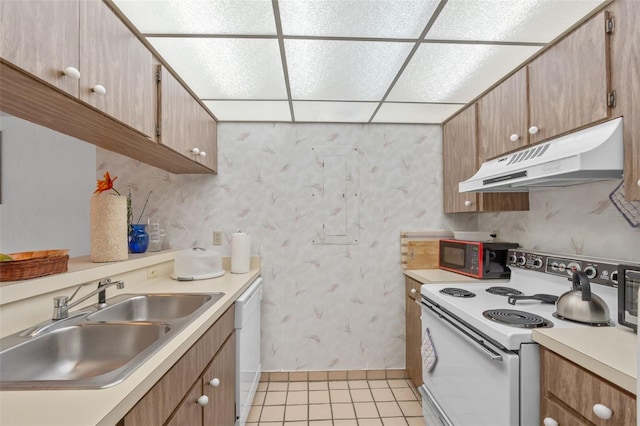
left=421, top=299, right=504, bottom=362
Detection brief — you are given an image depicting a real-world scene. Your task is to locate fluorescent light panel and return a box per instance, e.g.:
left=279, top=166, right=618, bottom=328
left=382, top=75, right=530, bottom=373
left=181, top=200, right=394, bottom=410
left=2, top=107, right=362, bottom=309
left=112, top=0, right=276, bottom=35
left=373, top=103, right=465, bottom=124
left=285, top=39, right=413, bottom=101
left=279, top=0, right=441, bottom=38
left=149, top=38, right=287, bottom=99
left=426, top=0, right=606, bottom=43
left=388, top=43, right=542, bottom=103
left=293, top=102, right=378, bottom=122
left=204, top=101, right=291, bottom=122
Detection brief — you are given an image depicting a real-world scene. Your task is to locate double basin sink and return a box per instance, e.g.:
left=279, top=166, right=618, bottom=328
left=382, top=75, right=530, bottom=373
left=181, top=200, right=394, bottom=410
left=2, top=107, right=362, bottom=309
left=0, top=292, right=224, bottom=390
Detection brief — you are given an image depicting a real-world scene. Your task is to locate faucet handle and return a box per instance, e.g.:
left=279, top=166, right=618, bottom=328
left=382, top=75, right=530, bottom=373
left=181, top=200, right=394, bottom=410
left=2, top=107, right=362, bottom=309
left=53, top=296, right=69, bottom=308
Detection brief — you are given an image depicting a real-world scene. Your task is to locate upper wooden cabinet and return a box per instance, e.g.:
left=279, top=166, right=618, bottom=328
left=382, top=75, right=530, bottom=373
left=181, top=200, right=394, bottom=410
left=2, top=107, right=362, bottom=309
left=443, top=105, right=529, bottom=213
left=158, top=66, right=218, bottom=173
left=79, top=0, right=156, bottom=140
left=478, top=68, right=529, bottom=163
left=528, top=10, right=610, bottom=145
left=0, top=0, right=80, bottom=97
left=608, top=0, right=640, bottom=201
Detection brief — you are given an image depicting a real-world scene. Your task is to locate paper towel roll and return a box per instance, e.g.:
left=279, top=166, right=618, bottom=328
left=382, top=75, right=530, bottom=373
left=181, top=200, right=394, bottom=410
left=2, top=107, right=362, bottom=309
left=231, top=232, right=250, bottom=273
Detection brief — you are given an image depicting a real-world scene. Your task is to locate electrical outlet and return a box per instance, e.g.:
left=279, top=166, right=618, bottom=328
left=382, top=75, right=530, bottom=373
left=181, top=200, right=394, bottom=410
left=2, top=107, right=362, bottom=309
left=147, top=266, right=159, bottom=280
left=213, top=231, right=223, bottom=245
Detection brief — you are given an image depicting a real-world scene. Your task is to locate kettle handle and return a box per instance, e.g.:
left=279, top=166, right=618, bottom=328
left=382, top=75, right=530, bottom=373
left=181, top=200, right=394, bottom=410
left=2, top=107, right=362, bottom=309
left=572, top=271, right=592, bottom=301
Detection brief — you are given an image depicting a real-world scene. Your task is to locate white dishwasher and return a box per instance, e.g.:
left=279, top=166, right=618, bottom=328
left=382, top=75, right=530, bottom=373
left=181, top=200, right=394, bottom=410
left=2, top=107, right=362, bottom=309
left=235, top=277, right=262, bottom=426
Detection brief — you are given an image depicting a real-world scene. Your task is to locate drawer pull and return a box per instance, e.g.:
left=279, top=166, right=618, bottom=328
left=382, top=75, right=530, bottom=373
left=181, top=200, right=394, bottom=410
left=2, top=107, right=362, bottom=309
left=196, top=395, right=209, bottom=406
left=543, top=417, right=558, bottom=426
left=410, top=288, right=417, bottom=294
left=593, top=403, right=613, bottom=420
left=209, top=378, right=221, bottom=387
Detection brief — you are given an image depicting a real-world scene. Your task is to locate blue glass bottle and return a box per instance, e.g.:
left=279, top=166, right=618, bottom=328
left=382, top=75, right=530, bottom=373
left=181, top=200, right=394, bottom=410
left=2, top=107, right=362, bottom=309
left=128, top=224, right=149, bottom=253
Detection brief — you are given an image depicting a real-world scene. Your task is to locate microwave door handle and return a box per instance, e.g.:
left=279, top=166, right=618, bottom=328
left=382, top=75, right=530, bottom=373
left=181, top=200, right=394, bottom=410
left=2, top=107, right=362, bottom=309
left=483, top=249, right=490, bottom=274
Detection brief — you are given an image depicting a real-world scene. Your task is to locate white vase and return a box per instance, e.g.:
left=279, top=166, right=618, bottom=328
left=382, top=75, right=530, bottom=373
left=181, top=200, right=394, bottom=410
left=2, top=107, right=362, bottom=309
left=90, top=194, right=128, bottom=262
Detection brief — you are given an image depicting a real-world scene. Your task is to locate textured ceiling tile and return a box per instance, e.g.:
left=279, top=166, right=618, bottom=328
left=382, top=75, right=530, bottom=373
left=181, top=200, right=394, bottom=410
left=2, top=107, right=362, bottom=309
left=293, top=101, right=378, bottom=122
left=204, top=101, right=291, bottom=121
left=373, top=103, right=464, bottom=123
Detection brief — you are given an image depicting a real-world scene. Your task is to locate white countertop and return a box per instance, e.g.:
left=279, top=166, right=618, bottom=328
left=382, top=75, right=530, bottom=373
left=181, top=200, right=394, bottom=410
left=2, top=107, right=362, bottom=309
left=0, top=267, right=261, bottom=426
left=404, top=268, right=483, bottom=284
left=533, top=326, right=637, bottom=395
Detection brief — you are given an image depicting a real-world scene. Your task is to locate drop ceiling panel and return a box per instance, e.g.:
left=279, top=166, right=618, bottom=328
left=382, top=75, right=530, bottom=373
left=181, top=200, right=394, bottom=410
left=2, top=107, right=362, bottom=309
left=293, top=102, right=378, bottom=122
left=149, top=38, right=287, bottom=99
left=373, top=103, right=465, bottom=124
left=285, top=40, right=413, bottom=101
left=388, top=43, right=542, bottom=103
left=204, top=101, right=291, bottom=122
left=279, top=0, right=440, bottom=38
left=426, top=0, right=606, bottom=43
left=112, top=0, right=277, bottom=35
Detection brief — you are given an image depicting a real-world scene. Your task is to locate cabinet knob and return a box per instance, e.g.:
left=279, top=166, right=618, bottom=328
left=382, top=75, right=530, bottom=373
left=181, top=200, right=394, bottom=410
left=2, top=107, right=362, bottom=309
left=209, top=378, right=221, bottom=387
left=199, top=151, right=207, bottom=157
left=637, top=179, right=640, bottom=187
left=543, top=418, right=558, bottom=426
left=91, top=85, right=106, bottom=96
left=593, top=403, right=613, bottom=420
left=196, top=395, right=209, bottom=406
left=510, top=134, right=520, bottom=142
left=410, top=288, right=417, bottom=294
left=62, top=66, right=80, bottom=80
left=528, top=126, right=539, bottom=135
left=191, top=147, right=200, bottom=155
left=464, top=200, right=472, bottom=207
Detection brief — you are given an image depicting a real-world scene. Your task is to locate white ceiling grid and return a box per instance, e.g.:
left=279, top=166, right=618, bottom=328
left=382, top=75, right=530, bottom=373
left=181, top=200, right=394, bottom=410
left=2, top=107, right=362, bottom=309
left=112, top=0, right=606, bottom=124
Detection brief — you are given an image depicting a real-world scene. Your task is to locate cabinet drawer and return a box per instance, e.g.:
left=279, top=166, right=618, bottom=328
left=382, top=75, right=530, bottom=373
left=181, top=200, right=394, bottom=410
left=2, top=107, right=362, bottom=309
left=541, top=397, right=587, bottom=426
left=541, top=348, right=636, bottom=425
left=405, top=277, right=422, bottom=301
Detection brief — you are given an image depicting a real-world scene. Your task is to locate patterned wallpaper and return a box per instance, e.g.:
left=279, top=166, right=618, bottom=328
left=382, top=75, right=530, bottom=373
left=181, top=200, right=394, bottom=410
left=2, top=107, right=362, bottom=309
left=97, top=123, right=470, bottom=371
left=477, top=180, right=640, bottom=262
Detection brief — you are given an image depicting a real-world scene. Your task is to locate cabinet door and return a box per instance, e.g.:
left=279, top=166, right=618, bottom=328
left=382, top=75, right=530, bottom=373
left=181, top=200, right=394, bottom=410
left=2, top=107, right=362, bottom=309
left=528, top=11, right=609, bottom=144
left=478, top=68, right=528, bottom=162
left=158, top=66, right=218, bottom=173
left=405, top=278, right=422, bottom=388
left=79, top=0, right=156, bottom=139
left=203, top=333, right=236, bottom=426
left=0, top=0, right=79, bottom=97
left=443, top=105, right=479, bottom=213
left=165, top=381, right=204, bottom=426
left=609, top=0, right=640, bottom=201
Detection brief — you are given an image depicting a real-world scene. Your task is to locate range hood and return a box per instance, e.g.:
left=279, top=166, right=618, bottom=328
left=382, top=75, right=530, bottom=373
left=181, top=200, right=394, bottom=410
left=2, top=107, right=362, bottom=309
left=459, top=118, right=624, bottom=193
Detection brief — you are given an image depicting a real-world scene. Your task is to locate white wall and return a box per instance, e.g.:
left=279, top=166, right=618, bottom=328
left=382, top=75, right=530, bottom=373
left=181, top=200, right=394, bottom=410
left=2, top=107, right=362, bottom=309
left=0, top=114, right=95, bottom=256
left=97, top=122, right=470, bottom=371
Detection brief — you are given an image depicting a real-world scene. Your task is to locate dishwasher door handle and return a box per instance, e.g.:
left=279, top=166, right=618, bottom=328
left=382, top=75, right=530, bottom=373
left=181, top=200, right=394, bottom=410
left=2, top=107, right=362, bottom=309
left=421, top=299, right=504, bottom=362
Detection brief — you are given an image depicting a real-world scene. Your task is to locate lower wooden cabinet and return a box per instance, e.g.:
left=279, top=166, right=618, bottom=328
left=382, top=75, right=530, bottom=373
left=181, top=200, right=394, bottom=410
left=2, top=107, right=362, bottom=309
left=121, top=305, right=236, bottom=426
left=540, top=347, right=636, bottom=426
left=405, top=277, right=422, bottom=388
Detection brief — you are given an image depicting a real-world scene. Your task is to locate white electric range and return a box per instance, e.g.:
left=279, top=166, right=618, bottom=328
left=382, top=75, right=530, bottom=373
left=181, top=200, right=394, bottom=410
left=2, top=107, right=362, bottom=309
left=419, top=249, right=621, bottom=426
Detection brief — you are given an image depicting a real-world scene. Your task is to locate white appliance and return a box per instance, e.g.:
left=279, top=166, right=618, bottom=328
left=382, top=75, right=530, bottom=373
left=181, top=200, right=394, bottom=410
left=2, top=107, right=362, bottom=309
left=419, top=249, right=620, bottom=426
left=459, top=117, right=623, bottom=193
left=235, top=277, right=262, bottom=426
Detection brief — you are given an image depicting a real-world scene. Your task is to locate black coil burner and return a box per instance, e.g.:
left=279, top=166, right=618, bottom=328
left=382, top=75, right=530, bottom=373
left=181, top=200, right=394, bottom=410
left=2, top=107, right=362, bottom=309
left=439, top=288, right=476, bottom=298
left=486, top=286, right=523, bottom=296
left=482, top=309, right=553, bottom=328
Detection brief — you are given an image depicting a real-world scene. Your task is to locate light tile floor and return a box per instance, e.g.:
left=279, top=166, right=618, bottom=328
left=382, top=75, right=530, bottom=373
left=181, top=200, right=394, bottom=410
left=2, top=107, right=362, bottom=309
left=247, top=378, right=425, bottom=426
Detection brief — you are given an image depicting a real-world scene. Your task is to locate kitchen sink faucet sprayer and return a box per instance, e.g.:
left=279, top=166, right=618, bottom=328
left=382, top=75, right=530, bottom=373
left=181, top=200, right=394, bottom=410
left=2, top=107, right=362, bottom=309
left=52, top=278, right=125, bottom=320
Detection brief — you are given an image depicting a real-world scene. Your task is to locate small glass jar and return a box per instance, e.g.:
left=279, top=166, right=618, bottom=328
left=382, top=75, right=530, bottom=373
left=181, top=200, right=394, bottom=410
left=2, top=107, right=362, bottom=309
left=128, top=224, right=149, bottom=253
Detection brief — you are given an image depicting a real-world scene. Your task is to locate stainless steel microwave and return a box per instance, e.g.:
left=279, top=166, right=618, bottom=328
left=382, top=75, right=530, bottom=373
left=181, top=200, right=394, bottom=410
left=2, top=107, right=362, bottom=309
left=438, top=239, right=519, bottom=279
left=618, top=264, right=640, bottom=331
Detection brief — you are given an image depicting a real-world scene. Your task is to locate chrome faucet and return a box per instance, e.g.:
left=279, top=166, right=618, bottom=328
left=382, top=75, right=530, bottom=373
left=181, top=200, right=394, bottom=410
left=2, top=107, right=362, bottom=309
left=52, top=278, right=125, bottom=320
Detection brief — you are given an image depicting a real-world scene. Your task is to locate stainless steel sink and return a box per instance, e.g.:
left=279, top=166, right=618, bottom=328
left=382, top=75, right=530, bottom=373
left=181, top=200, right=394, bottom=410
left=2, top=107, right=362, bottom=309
left=86, top=293, right=223, bottom=322
left=0, top=292, right=224, bottom=389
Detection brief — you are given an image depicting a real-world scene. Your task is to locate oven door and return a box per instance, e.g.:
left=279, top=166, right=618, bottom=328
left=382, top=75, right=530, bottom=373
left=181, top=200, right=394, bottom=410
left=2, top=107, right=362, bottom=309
left=420, top=297, right=519, bottom=426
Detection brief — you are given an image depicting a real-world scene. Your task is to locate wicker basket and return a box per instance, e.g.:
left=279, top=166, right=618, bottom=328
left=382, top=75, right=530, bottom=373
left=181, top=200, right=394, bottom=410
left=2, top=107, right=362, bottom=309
left=0, top=249, right=69, bottom=282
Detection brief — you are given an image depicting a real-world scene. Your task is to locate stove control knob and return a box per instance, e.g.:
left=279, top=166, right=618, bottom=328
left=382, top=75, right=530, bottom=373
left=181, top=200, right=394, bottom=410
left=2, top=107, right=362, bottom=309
left=509, top=254, right=518, bottom=264
left=584, top=266, right=597, bottom=279
left=566, top=262, right=581, bottom=276
left=550, top=262, right=559, bottom=271
left=517, top=256, right=527, bottom=266
left=611, top=271, right=619, bottom=284
left=533, top=258, right=543, bottom=269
